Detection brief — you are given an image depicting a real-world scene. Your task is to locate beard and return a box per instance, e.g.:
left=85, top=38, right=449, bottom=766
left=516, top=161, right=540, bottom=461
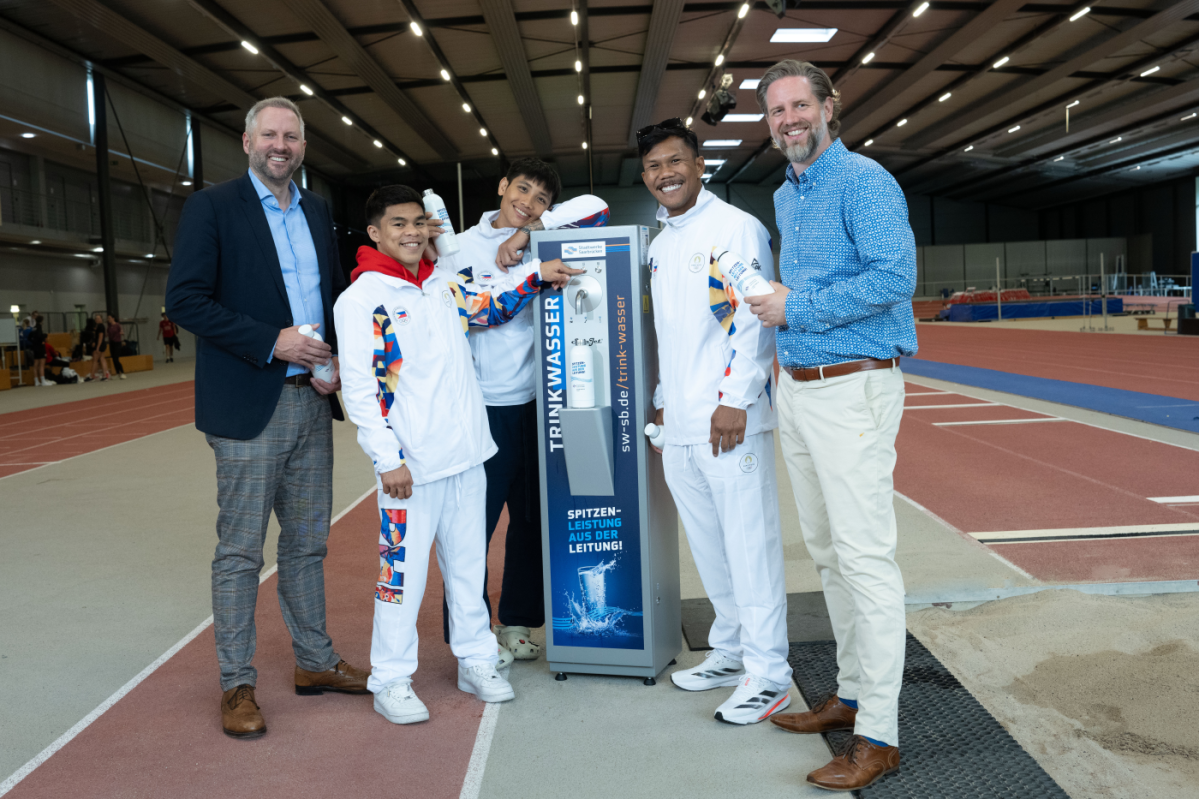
left=775, top=110, right=828, bottom=163
left=249, top=148, right=301, bottom=183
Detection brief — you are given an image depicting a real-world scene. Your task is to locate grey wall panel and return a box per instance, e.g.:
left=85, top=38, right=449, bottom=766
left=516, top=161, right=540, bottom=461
left=933, top=198, right=985, bottom=245
left=0, top=29, right=90, bottom=143
left=1004, top=241, right=1047, bottom=280
left=964, top=242, right=1004, bottom=288
left=987, top=204, right=1039, bottom=243
left=1046, top=239, right=1087, bottom=277
left=105, top=81, right=187, bottom=176
left=923, top=245, right=964, bottom=294
left=1086, top=237, right=1128, bottom=277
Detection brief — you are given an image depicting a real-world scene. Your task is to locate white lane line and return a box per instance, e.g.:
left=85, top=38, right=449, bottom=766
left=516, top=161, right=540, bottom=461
left=904, top=403, right=1002, bottom=410
left=973, top=522, right=1199, bottom=543
left=0, top=485, right=377, bottom=797
left=894, top=491, right=1037, bottom=581
left=1149, top=495, right=1199, bottom=504
left=458, top=675, right=506, bottom=799
left=933, top=417, right=1068, bottom=427
left=904, top=391, right=952, bottom=396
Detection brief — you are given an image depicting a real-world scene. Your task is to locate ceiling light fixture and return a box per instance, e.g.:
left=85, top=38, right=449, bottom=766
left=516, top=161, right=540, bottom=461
left=571, top=10, right=578, bottom=25
left=341, top=116, right=352, bottom=125
left=462, top=103, right=471, bottom=112
left=479, top=127, right=487, bottom=136
left=1110, top=136, right=1122, bottom=143
left=715, top=54, right=725, bottom=66
left=913, top=2, right=930, bottom=17
left=240, top=41, right=258, bottom=55
left=492, top=147, right=499, bottom=155
left=29, top=240, right=40, bottom=245
left=896, top=118, right=908, bottom=127
left=410, top=22, right=422, bottom=36
left=721, top=114, right=764, bottom=122
left=440, top=69, right=450, bottom=81
left=582, top=142, right=588, bottom=150
left=1182, top=113, right=1197, bottom=120
left=704, top=160, right=727, bottom=169
left=685, top=116, right=694, bottom=126
left=939, top=92, right=952, bottom=102
left=373, top=140, right=383, bottom=148
left=1069, top=6, right=1091, bottom=22
left=575, top=60, right=582, bottom=72
left=864, top=139, right=874, bottom=146
left=300, top=84, right=314, bottom=96
left=398, top=158, right=406, bottom=166
left=92, top=247, right=104, bottom=252
left=703, top=139, right=743, bottom=147
left=740, top=78, right=760, bottom=90
left=20, top=132, right=34, bottom=138
left=1008, top=125, right=1021, bottom=133
left=577, top=95, right=585, bottom=104
left=1140, top=66, right=1161, bottom=77
left=862, top=52, right=876, bottom=64
left=993, top=56, right=1010, bottom=68
left=145, top=253, right=155, bottom=259
left=1053, top=156, right=1064, bottom=161
left=771, top=28, right=838, bottom=43
left=1131, top=165, right=1141, bottom=171
left=964, top=145, right=974, bottom=152
left=738, top=3, right=750, bottom=19
left=181, top=180, right=192, bottom=186
left=698, top=89, right=707, bottom=100
left=1066, top=100, right=1080, bottom=109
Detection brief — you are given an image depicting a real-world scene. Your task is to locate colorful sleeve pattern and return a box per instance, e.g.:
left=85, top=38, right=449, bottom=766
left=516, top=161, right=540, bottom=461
left=449, top=272, right=543, bottom=333
left=559, top=207, right=610, bottom=229
left=376, top=508, right=406, bottom=604
left=708, top=254, right=740, bottom=400
left=371, top=304, right=406, bottom=467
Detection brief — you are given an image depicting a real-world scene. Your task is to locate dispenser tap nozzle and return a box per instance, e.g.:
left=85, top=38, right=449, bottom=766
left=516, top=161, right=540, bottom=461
left=575, top=288, right=588, bottom=315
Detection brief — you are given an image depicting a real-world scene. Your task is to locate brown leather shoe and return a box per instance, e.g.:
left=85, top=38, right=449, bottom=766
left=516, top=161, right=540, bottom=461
left=806, top=735, right=899, bottom=791
left=770, top=695, right=857, bottom=734
left=295, top=658, right=370, bottom=695
left=221, top=684, right=266, bottom=739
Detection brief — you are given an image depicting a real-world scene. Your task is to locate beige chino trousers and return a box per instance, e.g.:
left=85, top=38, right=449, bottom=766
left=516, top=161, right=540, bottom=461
left=777, top=365, right=907, bottom=746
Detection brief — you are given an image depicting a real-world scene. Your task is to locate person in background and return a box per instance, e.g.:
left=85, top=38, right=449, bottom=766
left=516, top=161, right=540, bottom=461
left=637, top=118, right=791, bottom=725
left=746, top=59, right=917, bottom=793
left=157, top=312, right=181, bottom=363
left=30, top=314, right=52, bottom=388
left=106, top=314, right=127, bottom=380
left=86, top=312, right=111, bottom=383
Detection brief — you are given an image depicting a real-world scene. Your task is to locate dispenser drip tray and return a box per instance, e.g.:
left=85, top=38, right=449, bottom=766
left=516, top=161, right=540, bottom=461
left=558, top=407, right=615, bottom=496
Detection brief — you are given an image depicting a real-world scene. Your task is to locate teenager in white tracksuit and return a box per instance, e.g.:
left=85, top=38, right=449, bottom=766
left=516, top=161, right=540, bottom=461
left=639, top=121, right=791, bottom=725
left=434, top=161, right=608, bottom=657
left=334, top=186, right=580, bottom=724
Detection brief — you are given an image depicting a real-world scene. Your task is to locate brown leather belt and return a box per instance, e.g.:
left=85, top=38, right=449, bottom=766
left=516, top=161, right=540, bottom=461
left=784, top=357, right=899, bottom=383
left=284, top=374, right=313, bottom=387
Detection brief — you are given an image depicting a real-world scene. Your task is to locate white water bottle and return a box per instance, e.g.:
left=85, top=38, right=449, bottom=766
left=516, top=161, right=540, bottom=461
left=423, top=189, right=461, bottom=257
left=569, top=344, right=595, bottom=408
left=298, top=324, right=335, bottom=383
left=644, top=422, right=665, bottom=449
left=715, top=248, right=774, bottom=297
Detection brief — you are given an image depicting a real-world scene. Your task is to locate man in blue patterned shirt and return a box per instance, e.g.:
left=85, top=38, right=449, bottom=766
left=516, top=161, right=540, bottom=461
left=745, top=60, right=917, bottom=792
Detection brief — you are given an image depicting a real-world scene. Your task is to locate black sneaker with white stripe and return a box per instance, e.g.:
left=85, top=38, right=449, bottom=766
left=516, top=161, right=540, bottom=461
left=714, top=674, right=792, bottom=725
left=670, top=650, right=746, bottom=691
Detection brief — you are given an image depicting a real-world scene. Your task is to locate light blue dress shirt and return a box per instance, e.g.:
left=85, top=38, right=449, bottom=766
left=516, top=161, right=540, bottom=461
left=248, top=169, right=324, bottom=377
left=774, top=139, right=919, bottom=368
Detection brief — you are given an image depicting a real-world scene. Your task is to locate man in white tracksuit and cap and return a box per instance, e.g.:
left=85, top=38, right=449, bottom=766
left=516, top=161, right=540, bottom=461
left=638, top=118, right=793, bottom=724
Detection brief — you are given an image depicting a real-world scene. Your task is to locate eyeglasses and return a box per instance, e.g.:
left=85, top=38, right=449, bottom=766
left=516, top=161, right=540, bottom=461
left=636, top=118, right=689, bottom=143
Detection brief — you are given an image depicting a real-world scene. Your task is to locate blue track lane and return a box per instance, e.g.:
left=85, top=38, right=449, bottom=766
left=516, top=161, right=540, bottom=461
left=903, top=358, right=1199, bottom=434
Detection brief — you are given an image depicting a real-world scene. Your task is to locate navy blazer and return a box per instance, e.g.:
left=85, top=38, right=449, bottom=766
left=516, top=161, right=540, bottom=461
left=166, top=172, right=346, bottom=440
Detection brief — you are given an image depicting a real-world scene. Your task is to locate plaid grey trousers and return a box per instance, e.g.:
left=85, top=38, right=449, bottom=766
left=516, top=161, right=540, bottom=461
left=206, top=385, right=340, bottom=690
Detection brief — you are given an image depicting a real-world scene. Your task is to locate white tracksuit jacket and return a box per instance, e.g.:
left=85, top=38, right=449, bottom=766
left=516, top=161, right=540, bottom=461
left=650, top=188, right=778, bottom=445
left=334, top=260, right=543, bottom=485
left=439, top=196, right=610, bottom=406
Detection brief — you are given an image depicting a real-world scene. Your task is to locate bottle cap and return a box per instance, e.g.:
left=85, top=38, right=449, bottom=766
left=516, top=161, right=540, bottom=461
left=423, top=189, right=435, bottom=196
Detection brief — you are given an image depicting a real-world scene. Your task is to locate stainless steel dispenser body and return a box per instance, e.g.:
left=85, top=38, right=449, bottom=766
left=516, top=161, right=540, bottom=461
left=531, top=226, right=681, bottom=679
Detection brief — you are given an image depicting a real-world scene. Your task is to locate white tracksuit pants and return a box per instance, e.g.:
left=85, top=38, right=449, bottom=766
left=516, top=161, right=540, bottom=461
left=663, top=431, right=792, bottom=687
left=368, top=464, right=498, bottom=692
left=777, top=366, right=907, bottom=747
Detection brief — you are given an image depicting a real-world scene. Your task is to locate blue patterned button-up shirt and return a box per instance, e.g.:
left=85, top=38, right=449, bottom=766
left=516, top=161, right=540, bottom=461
left=774, top=139, right=918, bottom=368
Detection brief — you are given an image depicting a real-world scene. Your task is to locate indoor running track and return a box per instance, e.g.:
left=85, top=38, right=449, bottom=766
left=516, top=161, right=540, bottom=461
left=0, top=383, right=196, bottom=479
left=895, top=383, right=1199, bottom=583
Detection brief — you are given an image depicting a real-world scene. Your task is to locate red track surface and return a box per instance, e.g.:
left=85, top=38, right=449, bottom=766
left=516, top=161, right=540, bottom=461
left=897, top=384, right=1199, bottom=583
left=914, top=325, right=1199, bottom=400
left=8, top=495, right=509, bottom=798
left=0, top=383, right=195, bottom=479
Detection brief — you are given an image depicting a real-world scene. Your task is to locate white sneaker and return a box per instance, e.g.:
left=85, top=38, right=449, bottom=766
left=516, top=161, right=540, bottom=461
left=373, top=677, right=429, bottom=725
left=494, top=624, right=540, bottom=660
left=670, top=650, right=745, bottom=691
left=714, top=674, right=792, bottom=725
left=119, top=374, right=126, bottom=380
left=457, top=662, right=515, bottom=703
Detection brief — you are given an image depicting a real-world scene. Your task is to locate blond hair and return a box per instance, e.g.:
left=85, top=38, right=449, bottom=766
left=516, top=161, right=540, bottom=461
left=755, top=60, right=842, bottom=138
left=245, top=96, right=305, bottom=138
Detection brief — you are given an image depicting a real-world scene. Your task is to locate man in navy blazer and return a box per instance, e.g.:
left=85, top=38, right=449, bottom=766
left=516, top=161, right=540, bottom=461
left=167, top=97, right=368, bottom=739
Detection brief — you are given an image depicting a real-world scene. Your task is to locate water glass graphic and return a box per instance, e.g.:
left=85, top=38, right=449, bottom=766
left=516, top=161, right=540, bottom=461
left=578, top=565, right=608, bottom=613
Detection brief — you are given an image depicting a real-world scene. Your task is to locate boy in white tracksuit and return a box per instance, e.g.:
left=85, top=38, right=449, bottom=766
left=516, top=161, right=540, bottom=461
left=333, top=185, right=581, bottom=725
left=434, top=159, right=608, bottom=659
left=639, top=121, right=792, bottom=725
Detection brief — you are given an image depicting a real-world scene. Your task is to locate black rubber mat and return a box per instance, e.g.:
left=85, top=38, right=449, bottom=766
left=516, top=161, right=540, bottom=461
left=682, top=591, right=835, bottom=650
left=787, top=634, right=1070, bottom=798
